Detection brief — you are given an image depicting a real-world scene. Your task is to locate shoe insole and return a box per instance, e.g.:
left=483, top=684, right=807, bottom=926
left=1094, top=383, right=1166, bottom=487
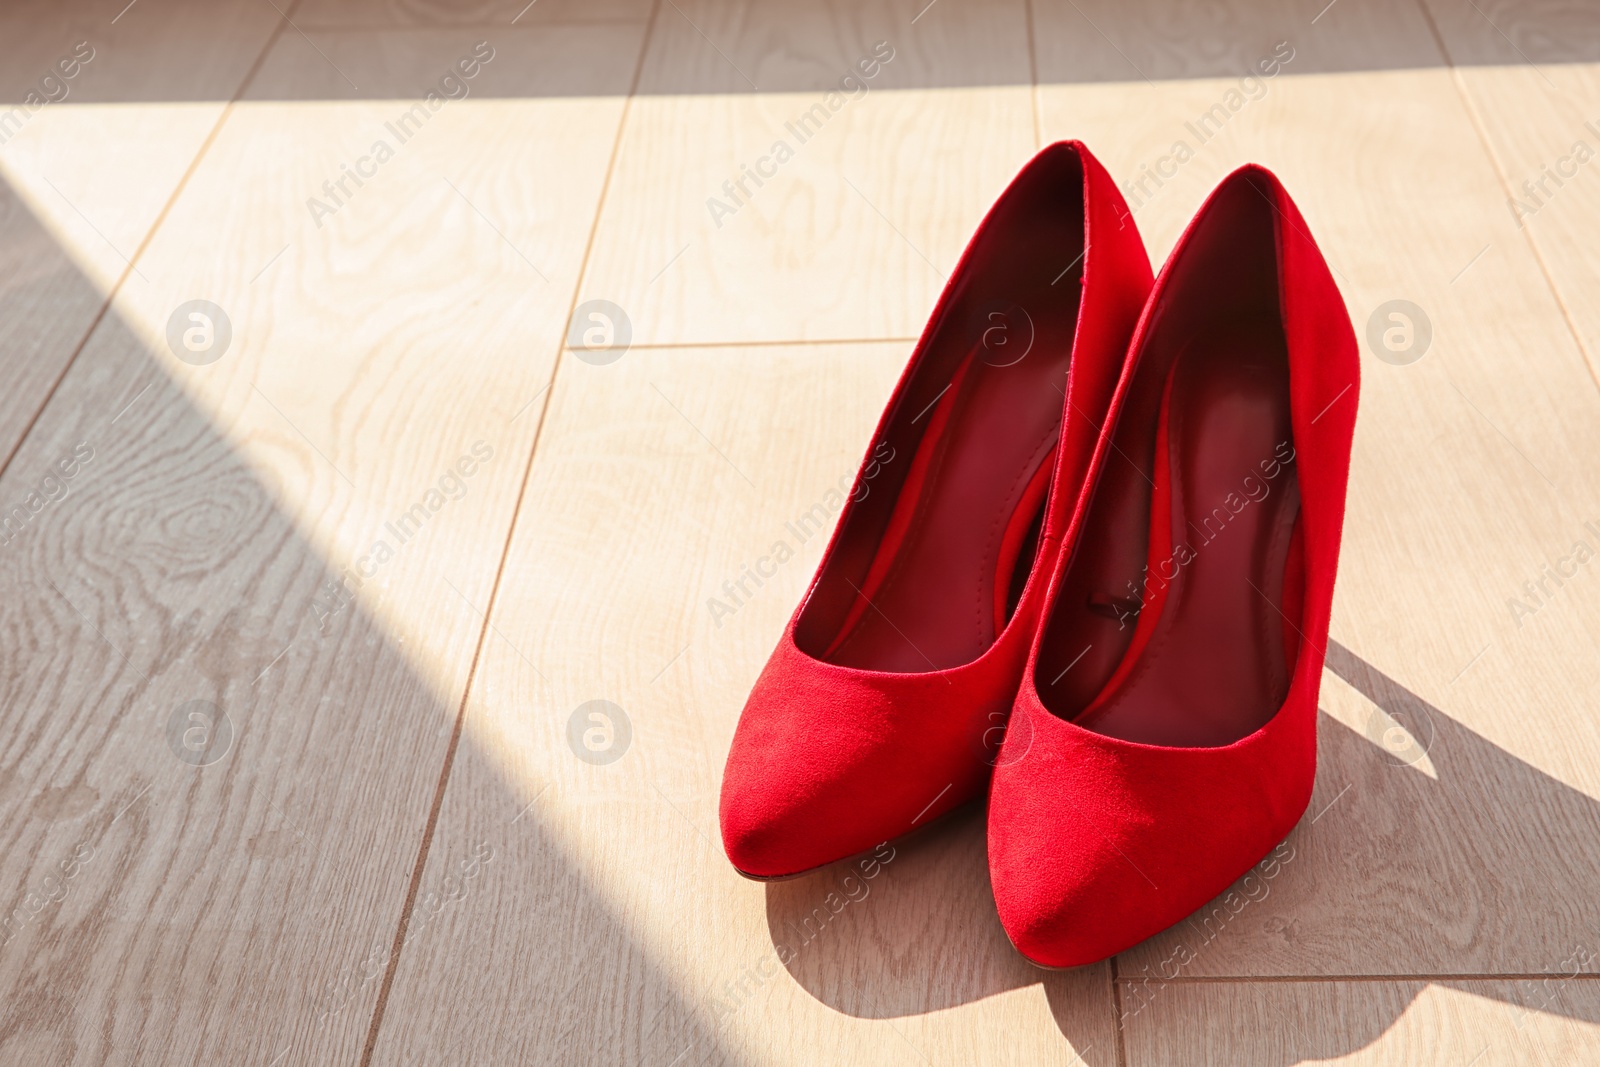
left=1075, top=319, right=1298, bottom=747
left=823, top=344, right=1062, bottom=672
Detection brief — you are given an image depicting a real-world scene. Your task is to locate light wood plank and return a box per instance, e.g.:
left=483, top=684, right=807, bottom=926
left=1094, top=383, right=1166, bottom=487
left=0, top=20, right=640, bottom=1064
left=1123, top=978, right=1600, bottom=1065
left=244, top=17, right=648, bottom=101
left=0, top=0, right=281, bottom=466
left=296, top=0, right=652, bottom=30
left=1032, top=0, right=1600, bottom=978
left=369, top=342, right=1119, bottom=1065
left=1420, top=0, right=1600, bottom=381
left=576, top=0, right=1038, bottom=345
left=7, top=1, right=1600, bottom=1062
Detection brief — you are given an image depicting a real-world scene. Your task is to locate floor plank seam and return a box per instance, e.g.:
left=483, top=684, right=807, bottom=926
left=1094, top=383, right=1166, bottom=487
left=1412, top=0, right=1600, bottom=402
left=565, top=335, right=922, bottom=352
left=9, top=5, right=1600, bottom=1062
left=354, top=2, right=668, bottom=1063
left=1109, top=955, right=1131, bottom=1067
left=0, top=5, right=296, bottom=487
left=299, top=17, right=651, bottom=34
left=1111, top=972, right=1600, bottom=983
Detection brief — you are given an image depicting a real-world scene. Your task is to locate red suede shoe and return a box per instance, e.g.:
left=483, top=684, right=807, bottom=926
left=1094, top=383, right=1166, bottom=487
left=719, top=142, right=1153, bottom=879
left=988, top=165, right=1359, bottom=965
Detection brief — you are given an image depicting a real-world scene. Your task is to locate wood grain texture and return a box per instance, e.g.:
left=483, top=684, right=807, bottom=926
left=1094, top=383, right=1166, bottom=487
left=295, top=0, right=653, bottom=30
left=0, top=16, right=640, bottom=1065
left=243, top=16, right=648, bottom=101
left=0, top=0, right=282, bottom=468
left=1420, top=0, right=1600, bottom=384
left=1122, top=978, right=1600, bottom=1066
left=367, top=342, right=1119, bottom=1066
left=1031, top=0, right=1600, bottom=982
left=4, top=0, right=1600, bottom=1063
left=576, top=0, right=1038, bottom=345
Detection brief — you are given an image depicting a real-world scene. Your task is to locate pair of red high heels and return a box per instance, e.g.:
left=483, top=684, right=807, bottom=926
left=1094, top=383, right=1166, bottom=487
left=719, top=142, right=1358, bottom=968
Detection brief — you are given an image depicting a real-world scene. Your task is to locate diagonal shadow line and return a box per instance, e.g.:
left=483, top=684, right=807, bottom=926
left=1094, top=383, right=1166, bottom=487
left=0, top=1, right=298, bottom=488
left=0, top=17, right=756, bottom=1067
left=3, top=4, right=1600, bottom=1062
left=767, top=639, right=1600, bottom=1063
left=357, top=0, right=667, bottom=1063
left=1322, top=638, right=1441, bottom=737
left=0, top=184, right=759, bottom=1067
left=4, top=0, right=1600, bottom=103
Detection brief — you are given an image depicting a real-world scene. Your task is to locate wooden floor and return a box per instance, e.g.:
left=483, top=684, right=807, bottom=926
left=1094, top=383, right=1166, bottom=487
left=1, top=0, right=1598, bottom=1063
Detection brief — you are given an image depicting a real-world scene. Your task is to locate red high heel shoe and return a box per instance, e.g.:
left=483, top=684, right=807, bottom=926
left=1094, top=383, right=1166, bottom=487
left=719, top=142, right=1153, bottom=879
left=987, top=164, right=1359, bottom=965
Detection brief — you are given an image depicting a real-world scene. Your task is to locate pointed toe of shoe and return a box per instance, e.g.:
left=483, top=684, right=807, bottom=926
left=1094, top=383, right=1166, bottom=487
left=986, top=162, right=1355, bottom=970
left=718, top=632, right=1001, bottom=879
left=715, top=141, right=1158, bottom=881
left=988, top=760, right=1153, bottom=968
left=718, top=716, right=856, bottom=879
left=990, top=851, right=1108, bottom=969
left=988, top=693, right=1316, bottom=966
left=718, top=774, right=844, bottom=880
